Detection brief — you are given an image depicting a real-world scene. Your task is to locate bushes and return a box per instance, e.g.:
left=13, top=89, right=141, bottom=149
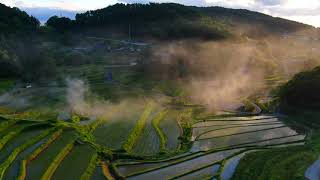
left=122, top=104, right=153, bottom=152
left=278, top=66, right=320, bottom=110
left=152, top=110, right=168, bottom=153
left=41, top=142, right=74, bottom=180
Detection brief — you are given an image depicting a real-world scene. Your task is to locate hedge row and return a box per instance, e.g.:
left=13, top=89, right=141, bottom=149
left=122, top=104, right=153, bottom=152
left=41, top=142, right=74, bottom=180
left=18, top=129, right=63, bottom=180
left=80, top=153, right=98, bottom=180
left=152, top=110, right=168, bottom=152
left=0, top=128, right=54, bottom=179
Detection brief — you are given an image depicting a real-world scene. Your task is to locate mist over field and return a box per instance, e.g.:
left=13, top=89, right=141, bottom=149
left=1, top=2, right=320, bottom=180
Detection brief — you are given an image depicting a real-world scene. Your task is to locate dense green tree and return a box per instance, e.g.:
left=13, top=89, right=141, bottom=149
left=279, top=66, right=320, bottom=110
left=0, top=3, right=39, bottom=34
left=46, top=16, right=74, bottom=31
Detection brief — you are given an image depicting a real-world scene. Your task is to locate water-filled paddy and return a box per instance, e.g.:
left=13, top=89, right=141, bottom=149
left=117, top=152, right=202, bottom=177
left=3, top=134, right=50, bottom=179
left=93, top=106, right=144, bottom=150
left=221, top=151, right=257, bottom=180
left=191, top=126, right=298, bottom=152
left=0, top=126, right=46, bottom=163
left=193, top=118, right=279, bottom=128
left=127, top=149, right=243, bottom=180
left=26, top=130, right=77, bottom=180
left=176, top=164, right=220, bottom=180
left=52, top=144, right=96, bottom=180
left=197, top=123, right=285, bottom=140
left=190, top=114, right=303, bottom=152
left=159, top=110, right=181, bottom=151
left=132, top=110, right=161, bottom=156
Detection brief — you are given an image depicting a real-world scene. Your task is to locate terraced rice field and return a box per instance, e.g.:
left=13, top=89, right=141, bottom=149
left=131, top=110, right=161, bottom=156
left=159, top=110, right=181, bottom=152
left=51, top=144, right=96, bottom=180
left=191, top=116, right=304, bottom=152
left=93, top=104, right=145, bottom=150
left=0, top=103, right=306, bottom=180
left=114, top=114, right=305, bottom=179
left=26, top=130, right=77, bottom=180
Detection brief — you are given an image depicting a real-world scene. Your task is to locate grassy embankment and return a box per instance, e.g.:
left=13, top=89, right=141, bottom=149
left=152, top=110, right=168, bottom=153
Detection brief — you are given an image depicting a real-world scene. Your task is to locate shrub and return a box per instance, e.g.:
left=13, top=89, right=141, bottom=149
left=278, top=66, right=320, bottom=110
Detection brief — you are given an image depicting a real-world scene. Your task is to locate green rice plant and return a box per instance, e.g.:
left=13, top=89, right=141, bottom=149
left=152, top=110, right=168, bottom=152
left=177, top=109, right=193, bottom=151
left=0, top=128, right=54, bottom=180
left=0, top=126, right=25, bottom=150
left=122, top=104, right=154, bottom=152
left=41, top=142, right=74, bottom=180
left=80, top=153, right=98, bottom=180
left=72, top=115, right=81, bottom=123
left=17, top=129, right=63, bottom=180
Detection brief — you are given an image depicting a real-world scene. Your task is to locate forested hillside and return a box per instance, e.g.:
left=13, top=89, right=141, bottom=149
left=0, top=3, right=39, bottom=34
left=198, top=6, right=312, bottom=36
left=45, top=3, right=312, bottom=39
left=0, top=3, right=49, bottom=79
left=48, top=3, right=230, bottom=40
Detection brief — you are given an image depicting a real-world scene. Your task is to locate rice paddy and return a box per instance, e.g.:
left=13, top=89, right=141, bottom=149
left=0, top=71, right=307, bottom=180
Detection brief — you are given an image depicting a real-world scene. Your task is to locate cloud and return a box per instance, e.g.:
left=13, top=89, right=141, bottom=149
left=255, top=0, right=287, bottom=6
left=21, top=7, right=79, bottom=24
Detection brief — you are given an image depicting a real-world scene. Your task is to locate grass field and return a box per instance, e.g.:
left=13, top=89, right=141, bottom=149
left=232, top=146, right=317, bottom=180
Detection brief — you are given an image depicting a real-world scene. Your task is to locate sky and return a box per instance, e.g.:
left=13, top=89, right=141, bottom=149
left=1, top=0, right=319, bottom=27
